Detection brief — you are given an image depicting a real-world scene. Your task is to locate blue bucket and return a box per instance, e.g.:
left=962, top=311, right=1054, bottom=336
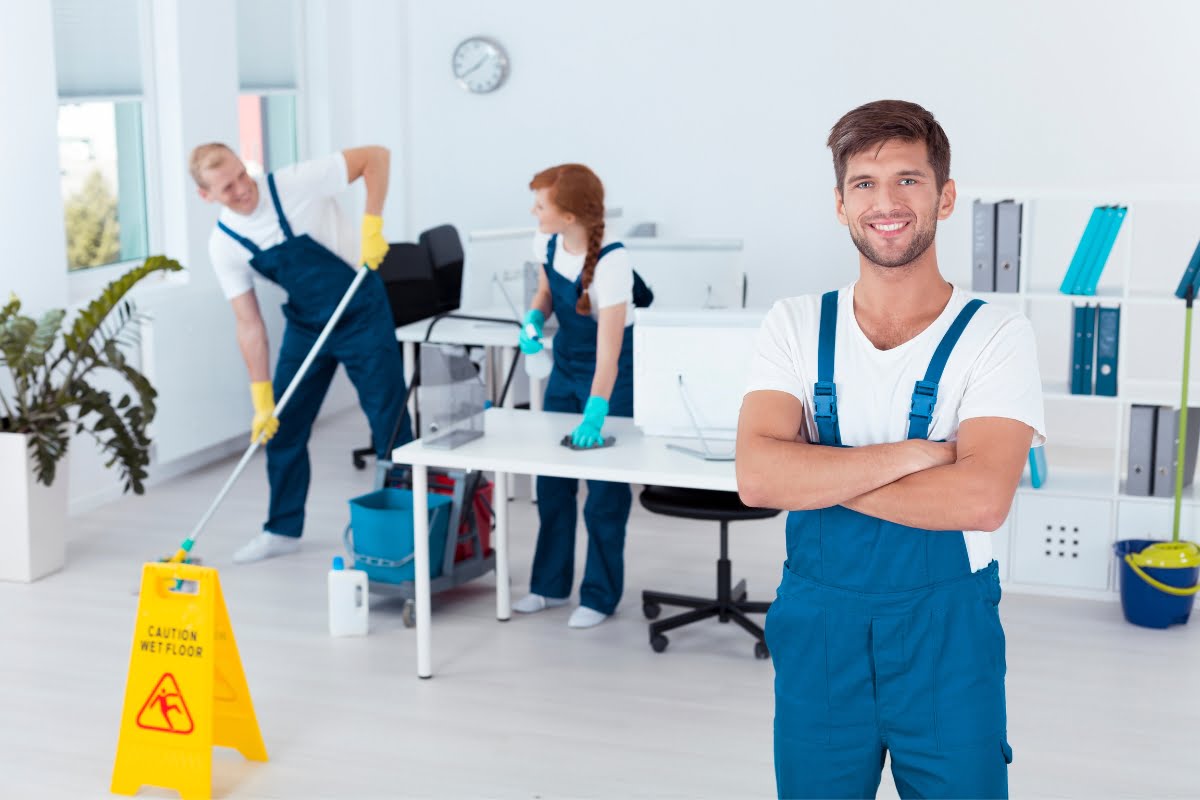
left=1113, top=539, right=1198, bottom=629
left=345, top=488, right=453, bottom=585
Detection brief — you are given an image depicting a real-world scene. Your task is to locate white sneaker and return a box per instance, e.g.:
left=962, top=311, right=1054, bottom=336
left=512, top=593, right=568, bottom=614
left=232, top=532, right=301, bottom=564
left=567, top=606, right=609, bottom=629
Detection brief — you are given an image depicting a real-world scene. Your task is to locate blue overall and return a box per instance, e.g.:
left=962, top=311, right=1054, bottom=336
left=219, top=174, right=412, bottom=538
left=530, top=235, right=638, bottom=614
left=766, top=291, right=1012, bottom=799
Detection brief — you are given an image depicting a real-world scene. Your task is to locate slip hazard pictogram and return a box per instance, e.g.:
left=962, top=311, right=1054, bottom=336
left=135, top=673, right=194, bottom=735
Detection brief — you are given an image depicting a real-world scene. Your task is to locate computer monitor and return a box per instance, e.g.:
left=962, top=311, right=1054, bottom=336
left=633, top=309, right=766, bottom=440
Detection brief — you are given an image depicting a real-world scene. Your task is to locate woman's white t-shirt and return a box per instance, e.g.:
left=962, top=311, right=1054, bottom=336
left=744, top=282, right=1047, bottom=572
left=532, top=232, right=634, bottom=325
left=207, top=153, right=355, bottom=300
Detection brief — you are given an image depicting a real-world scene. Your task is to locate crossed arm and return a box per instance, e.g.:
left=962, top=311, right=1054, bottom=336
left=735, top=390, right=1034, bottom=532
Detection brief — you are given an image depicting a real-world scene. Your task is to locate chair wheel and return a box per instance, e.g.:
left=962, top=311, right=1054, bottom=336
left=754, top=640, right=770, bottom=660
left=643, top=602, right=661, bottom=619
left=402, top=599, right=415, bottom=628
left=651, top=633, right=669, bottom=653
left=353, top=455, right=367, bottom=470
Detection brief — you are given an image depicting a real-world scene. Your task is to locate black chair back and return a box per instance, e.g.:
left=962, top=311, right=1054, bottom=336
left=419, top=224, right=464, bottom=314
left=377, top=243, right=440, bottom=327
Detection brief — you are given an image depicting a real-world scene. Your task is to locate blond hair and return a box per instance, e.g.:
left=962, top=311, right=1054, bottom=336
left=188, top=143, right=237, bottom=188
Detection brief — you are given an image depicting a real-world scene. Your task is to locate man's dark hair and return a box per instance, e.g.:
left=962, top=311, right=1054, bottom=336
left=827, top=100, right=951, bottom=192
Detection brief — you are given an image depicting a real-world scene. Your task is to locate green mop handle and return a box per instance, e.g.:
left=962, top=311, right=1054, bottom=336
left=168, top=265, right=373, bottom=563
left=1174, top=287, right=1194, bottom=543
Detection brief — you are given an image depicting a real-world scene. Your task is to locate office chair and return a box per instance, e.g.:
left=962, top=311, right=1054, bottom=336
left=351, top=243, right=441, bottom=469
left=418, top=224, right=464, bottom=315
left=639, top=486, right=780, bottom=658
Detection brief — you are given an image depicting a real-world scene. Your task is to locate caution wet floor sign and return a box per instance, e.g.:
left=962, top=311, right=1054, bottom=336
left=111, top=563, right=266, bottom=799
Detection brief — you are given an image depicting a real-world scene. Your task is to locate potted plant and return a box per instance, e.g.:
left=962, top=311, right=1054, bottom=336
left=0, top=255, right=183, bottom=581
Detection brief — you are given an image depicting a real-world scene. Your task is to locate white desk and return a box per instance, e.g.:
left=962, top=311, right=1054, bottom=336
left=391, top=407, right=738, bottom=678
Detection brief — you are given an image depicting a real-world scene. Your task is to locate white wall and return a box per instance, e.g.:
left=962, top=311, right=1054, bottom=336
left=401, top=0, right=1200, bottom=305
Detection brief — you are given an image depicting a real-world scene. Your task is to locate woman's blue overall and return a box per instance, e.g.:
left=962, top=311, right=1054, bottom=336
left=767, top=291, right=1012, bottom=799
left=529, top=235, right=636, bottom=615
left=218, top=174, right=412, bottom=539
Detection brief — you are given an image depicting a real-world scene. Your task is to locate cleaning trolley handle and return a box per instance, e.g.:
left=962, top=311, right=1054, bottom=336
left=170, top=265, right=374, bottom=562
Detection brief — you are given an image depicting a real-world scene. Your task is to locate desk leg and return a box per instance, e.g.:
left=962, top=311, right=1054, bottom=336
left=529, top=373, right=543, bottom=504
left=495, top=470, right=511, bottom=621
left=413, top=465, right=432, bottom=678
left=403, top=341, right=418, bottom=431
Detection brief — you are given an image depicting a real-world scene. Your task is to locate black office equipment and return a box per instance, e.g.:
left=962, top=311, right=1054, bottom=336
left=377, top=242, right=440, bottom=327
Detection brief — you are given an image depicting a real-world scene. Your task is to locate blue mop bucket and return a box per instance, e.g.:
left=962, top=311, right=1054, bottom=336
left=1114, top=539, right=1199, bottom=629
left=345, top=488, right=453, bottom=584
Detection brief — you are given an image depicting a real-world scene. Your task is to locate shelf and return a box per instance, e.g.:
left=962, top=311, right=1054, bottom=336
left=1018, top=468, right=1113, bottom=499
left=1118, top=480, right=1200, bottom=505
left=1041, top=379, right=1119, bottom=403
left=1039, top=379, right=1200, bottom=406
left=1023, top=288, right=1125, bottom=303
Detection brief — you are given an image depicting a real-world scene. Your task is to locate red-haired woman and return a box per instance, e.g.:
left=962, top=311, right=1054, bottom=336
left=512, top=163, right=651, bottom=628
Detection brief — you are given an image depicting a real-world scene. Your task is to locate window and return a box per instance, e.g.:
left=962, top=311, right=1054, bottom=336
left=58, top=101, right=149, bottom=271
left=52, top=0, right=151, bottom=272
left=237, top=93, right=299, bottom=176
left=237, top=0, right=303, bottom=175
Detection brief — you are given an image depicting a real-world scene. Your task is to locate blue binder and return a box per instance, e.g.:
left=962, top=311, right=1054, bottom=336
left=1070, top=304, right=1086, bottom=394
left=1094, top=305, right=1120, bottom=396
left=1075, top=206, right=1127, bottom=295
left=1060, top=207, right=1107, bottom=294
left=1175, top=239, right=1200, bottom=300
left=1080, top=304, right=1096, bottom=394
left=1028, top=446, right=1048, bottom=489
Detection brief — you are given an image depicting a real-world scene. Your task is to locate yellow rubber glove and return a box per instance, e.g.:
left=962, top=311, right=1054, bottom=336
left=250, top=381, right=279, bottom=444
left=360, top=214, right=389, bottom=270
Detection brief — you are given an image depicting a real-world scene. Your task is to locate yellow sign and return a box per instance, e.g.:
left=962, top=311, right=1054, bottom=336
left=111, top=563, right=267, bottom=799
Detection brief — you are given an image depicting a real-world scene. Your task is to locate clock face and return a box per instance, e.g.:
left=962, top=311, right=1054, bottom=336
left=452, top=37, right=509, bottom=94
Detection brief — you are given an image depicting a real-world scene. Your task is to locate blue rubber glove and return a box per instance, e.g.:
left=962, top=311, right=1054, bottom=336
left=572, top=396, right=609, bottom=448
left=518, top=309, right=545, bottom=355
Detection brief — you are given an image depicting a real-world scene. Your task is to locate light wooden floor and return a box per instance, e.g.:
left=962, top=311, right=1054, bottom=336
left=2, top=409, right=1198, bottom=799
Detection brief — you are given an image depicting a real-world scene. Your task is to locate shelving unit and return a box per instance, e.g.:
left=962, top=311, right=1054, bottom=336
left=943, top=187, right=1200, bottom=599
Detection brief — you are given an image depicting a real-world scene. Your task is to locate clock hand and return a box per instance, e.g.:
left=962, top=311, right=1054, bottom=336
left=458, top=55, right=489, bottom=79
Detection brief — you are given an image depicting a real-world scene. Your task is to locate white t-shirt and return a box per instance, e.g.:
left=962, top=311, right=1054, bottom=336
left=208, top=153, right=356, bottom=300
left=745, top=282, right=1047, bottom=572
left=532, top=231, right=635, bottom=325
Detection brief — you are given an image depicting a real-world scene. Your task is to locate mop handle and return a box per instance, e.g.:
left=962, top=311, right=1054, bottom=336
left=1173, top=288, right=1194, bottom=543
left=170, top=266, right=372, bottom=561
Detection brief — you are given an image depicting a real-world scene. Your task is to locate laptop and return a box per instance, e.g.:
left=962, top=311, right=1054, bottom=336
left=666, top=374, right=736, bottom=461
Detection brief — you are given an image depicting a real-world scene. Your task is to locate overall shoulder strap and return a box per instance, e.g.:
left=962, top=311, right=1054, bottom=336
left=266, top=173, right=295, bottom=240
left=545, top=234, right=557, bottom=267
left=813, top=290, right=841, bottom=446
left=907, top=298, right=986, bottom=440
left=217, top=221, right=261, bottom=256
left=598, top=241, right=624, bottom=258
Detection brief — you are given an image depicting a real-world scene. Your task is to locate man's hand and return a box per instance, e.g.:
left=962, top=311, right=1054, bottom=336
left=250, top=381, right=279, bottom=444
left=360, top=214, right=388, bottom=270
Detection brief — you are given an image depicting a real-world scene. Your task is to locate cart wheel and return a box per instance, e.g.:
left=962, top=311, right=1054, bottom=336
left=754, top=641, right=770, bottom=660
left=651, top=633, right=669, bottom=653
left=353, top=454, right=367, bottom=470
left=643, top=602, right=661, bottom=620
left=402, top=600, right=415, bottom=628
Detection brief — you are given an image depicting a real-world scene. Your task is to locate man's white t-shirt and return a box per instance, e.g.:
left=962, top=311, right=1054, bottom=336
left=532, top=231, right=634, bottom=325
left=744, top=282, right=1047, bottom=572
left=208, top=153, right=355, bottom=300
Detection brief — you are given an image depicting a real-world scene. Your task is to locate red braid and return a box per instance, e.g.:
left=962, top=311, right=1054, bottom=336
left=576, top=220, right=605, bottom=315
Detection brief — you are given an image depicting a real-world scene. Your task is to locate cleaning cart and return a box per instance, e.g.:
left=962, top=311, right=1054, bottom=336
left=343, top=319, right=520, bottom=627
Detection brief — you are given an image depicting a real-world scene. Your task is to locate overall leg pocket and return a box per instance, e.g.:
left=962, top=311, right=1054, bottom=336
left=767, top=597, right=831, bottom=748
left=932, top=589, right=1008, bottom=752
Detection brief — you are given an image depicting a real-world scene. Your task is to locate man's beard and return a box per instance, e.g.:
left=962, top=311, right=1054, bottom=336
left=849, top=217, right=938, bottom=269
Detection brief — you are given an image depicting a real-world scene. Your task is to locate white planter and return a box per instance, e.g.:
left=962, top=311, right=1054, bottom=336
left=0, top=432, right=67, bottom=582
